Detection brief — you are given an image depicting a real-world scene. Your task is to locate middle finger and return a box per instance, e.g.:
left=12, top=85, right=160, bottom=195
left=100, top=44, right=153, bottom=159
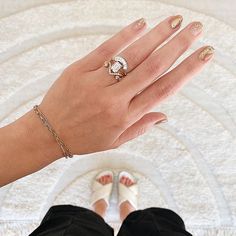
left=117, top=21, right=203, bottom=97
left=98, top=15, right=183, bottom=85
left=118, top=15, right=183, bottom=73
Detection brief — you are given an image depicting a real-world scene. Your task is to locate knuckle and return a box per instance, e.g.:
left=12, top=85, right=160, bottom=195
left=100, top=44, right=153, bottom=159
left=119, top=28, right=132, bottom=42
left=184, top=62, right=194, bottom=74
left=158, top=82, right=175, bottom=98
left=146, top=92, right=159, bottom=106
left=97, top=44, right=113, bottom=58
left=177, top=35, right=191, bottom=51
left=137, top=126, right=147, bottom=137
left=145, top=58, right=162, bottom=76
left=152, top=26, right=166, bottom=40
left=125, top=50, right=140, bottom=68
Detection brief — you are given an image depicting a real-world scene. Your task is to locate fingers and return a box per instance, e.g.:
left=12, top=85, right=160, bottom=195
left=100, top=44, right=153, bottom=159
left=129, top=46, right=215, bottom=115
left=118, top=15, right=183, bottom=73
left=97, top=16, right=183, bottom=86
left=80, top=18, right=147, bottom=71
left=113, top=112, right=167, bottom=147
left=118, top=21, right=203, bottom=97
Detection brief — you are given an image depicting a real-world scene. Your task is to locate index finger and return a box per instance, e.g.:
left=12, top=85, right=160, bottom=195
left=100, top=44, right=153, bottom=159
left=79, top=18, right=147, bottom=71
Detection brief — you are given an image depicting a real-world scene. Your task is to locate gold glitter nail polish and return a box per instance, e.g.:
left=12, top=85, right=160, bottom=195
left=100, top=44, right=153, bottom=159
left=199, top=46, right=215, bottom=61
left=135, top=18, right=146, bottom=30
left=170, top=15, right=183, bottom=29
left=190, top=22, right=203, bottom=36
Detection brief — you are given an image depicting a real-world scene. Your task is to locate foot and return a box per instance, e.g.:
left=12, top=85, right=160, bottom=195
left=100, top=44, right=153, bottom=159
left=119, top=176, right=136, bottom=221
left=92, top=174, right=113, bottom=218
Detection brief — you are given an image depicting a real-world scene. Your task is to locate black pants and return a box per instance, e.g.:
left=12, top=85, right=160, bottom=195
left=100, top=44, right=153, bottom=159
left=30, top=205, right=192, bottom=236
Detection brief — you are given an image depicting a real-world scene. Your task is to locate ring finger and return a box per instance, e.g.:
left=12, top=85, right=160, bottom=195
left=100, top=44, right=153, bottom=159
left=128, top=45, right=215, bottom=117
left=116, top=21, right=204, bottom=97
left=98, top=15, right=183, bottom=85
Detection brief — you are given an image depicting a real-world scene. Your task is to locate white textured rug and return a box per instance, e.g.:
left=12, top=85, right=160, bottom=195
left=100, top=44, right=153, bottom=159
left=0, top=1, right=236, bottom=235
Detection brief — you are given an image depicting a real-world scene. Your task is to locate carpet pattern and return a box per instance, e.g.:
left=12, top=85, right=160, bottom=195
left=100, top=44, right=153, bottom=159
left=0, top=1, right=235, bottom=235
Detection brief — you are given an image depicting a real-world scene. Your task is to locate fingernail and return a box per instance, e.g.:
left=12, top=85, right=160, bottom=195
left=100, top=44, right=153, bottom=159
left=199, top=46, right=215, bottom=61
left=189, top=22, right=203, bottom=36
left=155, top=119, right=168, bottom=125
left=170, top=15, right=183, bottom=29
left=134, top=18, right=146, bottom=30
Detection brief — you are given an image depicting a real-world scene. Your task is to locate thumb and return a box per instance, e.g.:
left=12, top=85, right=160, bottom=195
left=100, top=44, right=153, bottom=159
left=113, top=112, right=167, bottom=147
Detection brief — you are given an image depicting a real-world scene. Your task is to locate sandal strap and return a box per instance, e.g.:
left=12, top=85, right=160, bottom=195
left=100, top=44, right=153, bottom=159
left=91, top=181, right=113, bottom=207
left=118, top=183, right=138, bottom=210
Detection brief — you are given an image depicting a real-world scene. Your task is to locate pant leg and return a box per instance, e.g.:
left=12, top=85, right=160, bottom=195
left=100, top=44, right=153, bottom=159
left=30, top=205, right=114, bottom=236
left=117, top=207, right=192, bottom=236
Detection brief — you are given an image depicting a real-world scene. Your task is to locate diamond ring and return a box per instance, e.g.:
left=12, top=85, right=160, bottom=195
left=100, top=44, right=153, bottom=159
left=104, top=56, right=128, bottom=81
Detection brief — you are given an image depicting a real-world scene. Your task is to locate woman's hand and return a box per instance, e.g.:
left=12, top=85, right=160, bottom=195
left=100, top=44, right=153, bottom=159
left=0, top=16, right=214, bottom=186
left=39, top=16, right=214, bottom=156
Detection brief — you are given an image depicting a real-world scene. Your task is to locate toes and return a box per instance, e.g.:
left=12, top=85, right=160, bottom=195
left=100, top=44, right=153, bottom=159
left=104, top=176, right=107, bottom=184
left=122, top=177, right=128, bottom=185
left=106, top=175, right=112, bottom=184
left=120, top=176, right=125, bottom=184
left=105, top=175, right=108, bottom=182
left=120, top=176, right=134, bottom=186
left=98, top=177, right=103, bottom=184
left=97, top=176, right=105, bottom=185
left=97, top=174, right=113, bottom=185
left=120, top=176, right=126, bottom=184
left=101, top=176, right=105, bottom=184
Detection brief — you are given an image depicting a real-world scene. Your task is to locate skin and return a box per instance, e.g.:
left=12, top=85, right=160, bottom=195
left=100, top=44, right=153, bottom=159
left=0, top=16, right=213, bottom=187
left=93, top=174, right=135, bottom=221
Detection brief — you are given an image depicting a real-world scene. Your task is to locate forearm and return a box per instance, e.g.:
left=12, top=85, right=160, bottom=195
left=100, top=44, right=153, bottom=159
left=0, top=109, right=62, bottom=186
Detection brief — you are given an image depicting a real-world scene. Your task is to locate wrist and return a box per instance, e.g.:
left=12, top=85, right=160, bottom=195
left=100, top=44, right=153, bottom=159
left=0, top=108, right=63, bottom=186
left=14, top=108, right=63, bottom=162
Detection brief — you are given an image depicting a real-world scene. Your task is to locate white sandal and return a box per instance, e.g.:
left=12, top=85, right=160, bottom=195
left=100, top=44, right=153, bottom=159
left=90, top=170, right=114, bottom=207
left=118, top=171, right=138, bottom=210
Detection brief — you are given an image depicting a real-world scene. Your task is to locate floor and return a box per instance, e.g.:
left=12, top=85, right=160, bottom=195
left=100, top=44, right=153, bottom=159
left=0, top=1, right=235, bottom=235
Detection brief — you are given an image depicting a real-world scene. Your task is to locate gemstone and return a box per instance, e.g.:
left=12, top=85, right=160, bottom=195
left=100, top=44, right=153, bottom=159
left=114, top=56, right=128, bottom=70
left=111, top=61, right=122, bottom=73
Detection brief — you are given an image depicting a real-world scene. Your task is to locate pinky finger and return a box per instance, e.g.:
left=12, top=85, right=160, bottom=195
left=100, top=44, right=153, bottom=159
left=129, top=45, right=215, bottom=115
left=112, top=112, right=167, bottom=147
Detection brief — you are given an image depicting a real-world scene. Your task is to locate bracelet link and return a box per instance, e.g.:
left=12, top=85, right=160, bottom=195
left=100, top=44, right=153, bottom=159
left=33, top=105, right=73, bottom=158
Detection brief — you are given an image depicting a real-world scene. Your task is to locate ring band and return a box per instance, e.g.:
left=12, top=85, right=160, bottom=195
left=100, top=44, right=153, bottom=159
left=104, top=56, right=128, bottom=81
